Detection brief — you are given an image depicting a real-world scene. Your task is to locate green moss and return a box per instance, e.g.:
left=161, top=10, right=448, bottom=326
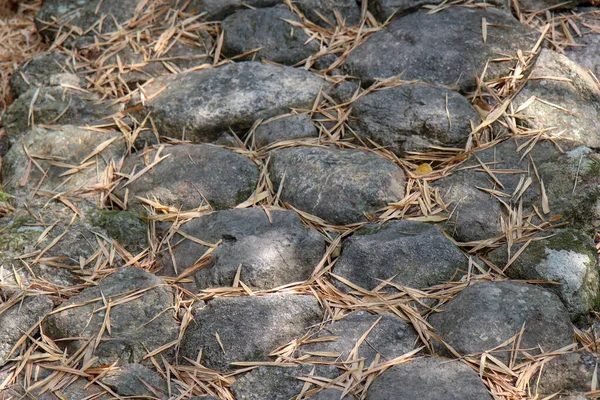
left=88, top=210, right=148, bottom=250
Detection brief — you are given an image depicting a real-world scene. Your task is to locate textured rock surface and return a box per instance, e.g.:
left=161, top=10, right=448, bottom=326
left=231, top=365, right=341, bottom=400
left=0, top=296, right=53, bottom=366
left=180, top=294, right=322, bottom=371
left=514, top=49, right=600, bottom=149
left=564, top=14, right=600, bottom=79
left=253, top=114, right=319, bottom=147
left=429, top=281, right=574, bottom=362
left=2, top=125, right=126, bottom=195
left=10, top=52, right=81, bottom=99
left=134, top=62, right=328, bottom=142
left=188, top=0, right=283, bottom=20
left=4, top=87, right=122, bottom=141
left=351, top=84, right=479, bottom=155
left=269, top=146, right=405, bottom=225
left=488, top=229, right=600, bottom=318
left=119, top=144, right=258, bottom=211
left=299, top=311, right=419, bottom=363
left=334, top=220, right=467, bottom=290
left=435, top=139, right=600, bottom=242
left=223, top=7, right=319, bottom=65
left=344, top=7, right=537, bottom=90
left=368, top=0, right=444, bottom=21
left=313, top=388, right=357, bottom=399
left=100, top=363, right=169, bottom=399
left=163, top=208, right=325, bottom=289
left=366, top=357, right=492, bottom=399
left=295, top=0, right=361, bottom=27
left=43, top=267, right=179, bottom=365
left=536, top=352, right=600, bottom=396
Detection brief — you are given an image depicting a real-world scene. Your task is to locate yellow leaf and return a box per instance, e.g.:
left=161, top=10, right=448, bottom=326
left=415, top=163, right=433, bottom=175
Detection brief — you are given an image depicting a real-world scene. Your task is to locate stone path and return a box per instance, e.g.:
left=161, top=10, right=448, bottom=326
left=0, top=0, right=600, bottom=399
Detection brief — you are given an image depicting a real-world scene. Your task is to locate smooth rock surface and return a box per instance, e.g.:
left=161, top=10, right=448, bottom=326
left=163, top=208, right=325, bottom=289
left=253, top=114, right=319, bottom=147
left=352, top=84, right=479, bottom=154
left=366, top=357, right=491, bottom=399
left=269, top=146, right=405, bottom=225
left=429, top=281, right=574, bottom=362
left=488, top=229, right=600, bottom=318
left=119, top=144, right=258, bottom=211
left=514, top=49, right=600, bottom=149
left=134, top=62, right=328, bottom=142
left=344, top=7, right=537, bottom=90
left=334, top=220, right=467, bottom=290
left=0, top=296, right=53, bottom=366
left=100, top=363, right=169, bottom=399
left=179, top=294, right=322, bottom=371
left=223, top=7, right=320, bottom=65
left=43, top=267, right=179, bottom=365
left=299, top=311, right=419, bottom=363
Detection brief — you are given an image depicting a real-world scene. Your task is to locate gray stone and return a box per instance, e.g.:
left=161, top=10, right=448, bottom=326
left=0, top=295, right=53, bottom=366
left=9, top=377, right=111, bottom=400
left=269, top=146, right=405, bottom=225
left=163, top=208, right=325, bottom=290
left=188, top=0, right=283, bottom=21
left=535, top=352, right=600, bottom=396
left=223, top=7, right=320, bottom=65
left=88, top=210, right=148, bottom=254
left=517, top=0, right=585, bottom=11
left=10, top=52, right=81, bottom=99
left=179, top=294, right=322, bottom=371
left=36, top=0, right=142, bottom=47
left=514, top=49, right=600, bottom=149
left=488, top=229, right=599, bottom=318
left=133, top=62, right=328, bottom=142
left=434, top=139, right=600, bottom=242
left=366, top=357, right=491, bottom=399
left=2, top=125, right=126, bottom=196
left=253, top=114, right=319, bottom=146
left=368, top=0, right=443, bottom=22
left=4, top=87, right=123, bottom=141
left=429, top=281, right=573, bottom=363
left=295, top=0, right=361, bottom=27
left=351, top=84, right=479, bottom=155
left=312, top=388, right=356, bottom=399
left=344, top=7, right=537, bottom=91
left=119, top=144, right=258, bottom=211
left=43, top=267, right=179, bottom=366
left=231, top=364, right=341, bottom=400
left=564, top=12, right=600, bottom=79
left=100, top=363, right=168, bottom=399
left=334, top=220, right=467, bottom=291
left=299, top=311, right=418, bottom=364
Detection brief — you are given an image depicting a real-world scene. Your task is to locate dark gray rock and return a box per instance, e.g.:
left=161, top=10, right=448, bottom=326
left=536, top=351, right=600, bottom=396
left=10, top=52, right=81, bottom=99
left=163, top=208, right=325, bottom=290
left=295, top=0, right=361, bottom=27
left=0, top=295, right=53, bottom=366
left=564, top=13, right=600, bottom=79
left=344, top=7, right=537, bottom=91
left=514, top=49, right=600, bottom=149
left=88, top=210, right=148, bottom=254
left=188, top=0, right=283, bottom=21
left=366, top=357, right=491, bottom=399
left=2, top=125, right=126, bottom=196
left=100, top=363, right=168, bottom=399
left=179, top=294, right=322, bottom=371
left=134, top=62, right=328, bottom=142
left=36, top=0, right=142, bottom=47
left=269, top=146, right=405, bottom=225
left=368, top=0, right=443, bottom=22
left=517, top=0, right=585, bottom=10
left=488, top=229, right=599, bottom=319
left=312, top=388, right=356, bottom=399
left=299, top=311, right=418, bottom=363
left=4, top=87, right=123, bottom=141
left=223, top=7, right=320, bottom=65
left=334, top=220, right=467, bottom=291
left=429, top=281, right=574, bottom=363
left=253, top=114, right=319, bottom=147
left=231, top=364, right=341, bottom=400
left=352, top=84, right=479, bottom=155
left=435, top=139, right=600, bottom=242
left=119, top=144, right=258, bottom=211
left=43, top=267, right=179, bottom=366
